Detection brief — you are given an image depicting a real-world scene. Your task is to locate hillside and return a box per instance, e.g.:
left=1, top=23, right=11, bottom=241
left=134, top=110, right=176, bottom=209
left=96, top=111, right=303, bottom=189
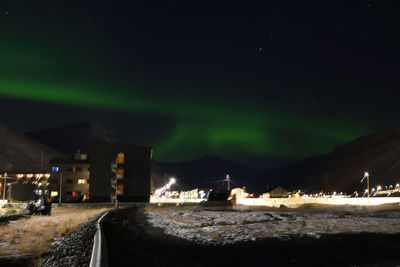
left=306, top=127, right=400, bottom=192
left=0, top=123, right=66, bottom=172
left=26, top=122, right=120, bottom=155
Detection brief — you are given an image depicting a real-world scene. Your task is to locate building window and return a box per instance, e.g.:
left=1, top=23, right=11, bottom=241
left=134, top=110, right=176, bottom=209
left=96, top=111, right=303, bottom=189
left=66, top=179, right=73, bottom=184
left=117, top=168, right=124, bottom=178
left=67, top=166, right=78, bottom=172
left=72, top=191, right=76, bottom=197
left=51, top=166, right=59, bottom=172
left=117, top=153, right=125, bottom=164
left=50, top=191, right=58, bottom=197
left=78, top=179, right=87, bottom=184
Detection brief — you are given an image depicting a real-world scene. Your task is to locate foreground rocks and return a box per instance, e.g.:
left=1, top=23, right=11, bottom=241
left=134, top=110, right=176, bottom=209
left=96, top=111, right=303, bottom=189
left=41, top=212, right=106, bottom=267
left=103, top=206, right=400, bottom=266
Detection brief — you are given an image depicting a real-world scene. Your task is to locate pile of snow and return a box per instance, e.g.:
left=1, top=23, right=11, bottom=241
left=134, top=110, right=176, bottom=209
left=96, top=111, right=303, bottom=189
left=144, top=209, right=400, bottom=245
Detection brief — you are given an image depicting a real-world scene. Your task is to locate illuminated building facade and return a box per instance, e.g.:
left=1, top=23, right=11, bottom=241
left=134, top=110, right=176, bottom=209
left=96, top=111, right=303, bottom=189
left=1, top=172, right=51, bottom=200
left=89, top=142, right=152, bottom=202
left=47, top=143, right=152, bottom=203
left=49, top=151, right=90, bottom=202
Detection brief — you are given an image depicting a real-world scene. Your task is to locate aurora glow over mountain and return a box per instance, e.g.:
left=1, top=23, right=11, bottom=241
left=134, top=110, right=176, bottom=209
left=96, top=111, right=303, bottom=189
left=1, top=1, right=399, bottom=167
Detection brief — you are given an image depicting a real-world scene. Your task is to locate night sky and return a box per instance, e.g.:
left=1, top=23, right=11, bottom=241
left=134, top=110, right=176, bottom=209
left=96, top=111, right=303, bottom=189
left=0, top=1, right=399, bottom=168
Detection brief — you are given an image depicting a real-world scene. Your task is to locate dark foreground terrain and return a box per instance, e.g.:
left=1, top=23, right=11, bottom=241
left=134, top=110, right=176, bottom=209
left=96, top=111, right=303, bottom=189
left=103, top=207, right=400, bottom=267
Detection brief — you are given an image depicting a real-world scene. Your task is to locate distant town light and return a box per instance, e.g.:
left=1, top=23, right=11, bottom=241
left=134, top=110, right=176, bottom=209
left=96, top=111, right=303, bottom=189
left=170, top=177, right=176, bottom=184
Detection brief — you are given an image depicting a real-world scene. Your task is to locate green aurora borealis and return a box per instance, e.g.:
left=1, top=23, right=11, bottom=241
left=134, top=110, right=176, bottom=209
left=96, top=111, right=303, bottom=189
left=1, top=1, right=393, bottom=167
left=0, top=47, right=368, bottom=165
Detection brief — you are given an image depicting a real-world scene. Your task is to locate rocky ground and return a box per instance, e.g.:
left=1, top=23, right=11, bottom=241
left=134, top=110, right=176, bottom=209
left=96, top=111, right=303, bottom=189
left=41, top=211, right=106, bottom=267
left=144, top=206, right=400, bottom=245
left=103, top=206, right=400, bottom=266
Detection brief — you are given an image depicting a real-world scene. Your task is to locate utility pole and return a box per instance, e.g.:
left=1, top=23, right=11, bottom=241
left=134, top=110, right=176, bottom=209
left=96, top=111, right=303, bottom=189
left=361, top=172, right=370, bottom=200
left=2, top=174, right=6, bottom=202
left=226, top=174, right=230, bottom=191
left=59, top=172, right=63, bottom=205
left=2, top=173, right=14, bottom=202
left=40, top=150, right=44, bottom=172
left=9, top=183, right=12, bottom=202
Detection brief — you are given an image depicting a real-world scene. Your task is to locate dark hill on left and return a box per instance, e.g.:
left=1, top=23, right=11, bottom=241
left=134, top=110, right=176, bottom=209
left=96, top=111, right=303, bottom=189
left=0, top=122, right=66, bottom=172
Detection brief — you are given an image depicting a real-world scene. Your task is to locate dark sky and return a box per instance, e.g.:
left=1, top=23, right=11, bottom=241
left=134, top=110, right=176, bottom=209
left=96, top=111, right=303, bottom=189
left=0, top=1, right=399, bottom=167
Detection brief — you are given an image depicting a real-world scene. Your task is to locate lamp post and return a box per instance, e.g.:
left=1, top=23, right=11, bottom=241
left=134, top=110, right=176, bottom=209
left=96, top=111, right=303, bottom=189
left=59, top=172, right=63, bottom=205
left=2, top=174, right=6, bottom=202
left=2, top=173, right=16, bottom=202
left=361, top=172, right=370, bottom=200
left=226, top=174, right=230, bottom=191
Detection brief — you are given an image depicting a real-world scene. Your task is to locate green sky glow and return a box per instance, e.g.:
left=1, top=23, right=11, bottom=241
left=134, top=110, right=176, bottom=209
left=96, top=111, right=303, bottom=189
left=0, top=25, right=372, bottom=167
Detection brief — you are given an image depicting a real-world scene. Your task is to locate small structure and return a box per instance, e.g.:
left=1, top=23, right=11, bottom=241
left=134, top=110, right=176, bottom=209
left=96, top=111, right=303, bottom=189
left=1, top=172, right=51, bottom=200
left=267, top=186, right=289, bottom=198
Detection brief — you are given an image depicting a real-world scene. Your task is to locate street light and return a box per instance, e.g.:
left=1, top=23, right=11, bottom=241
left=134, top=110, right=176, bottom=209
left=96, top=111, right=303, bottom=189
left=361, top=172, right=370, bottom=199
left=374, top=185, right=382, bottom=196
left=2, top=173, right=16, bottom=202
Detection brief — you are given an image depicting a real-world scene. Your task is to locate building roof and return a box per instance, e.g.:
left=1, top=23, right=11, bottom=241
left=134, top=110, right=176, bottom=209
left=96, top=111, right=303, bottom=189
left=268, top=186, right=289, bottom=195
left=49, top=158, right=89, bottom=164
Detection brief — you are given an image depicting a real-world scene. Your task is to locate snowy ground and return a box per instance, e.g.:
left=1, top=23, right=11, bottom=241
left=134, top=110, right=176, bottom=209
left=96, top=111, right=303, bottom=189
left=144, top=207, right=400, bottom=245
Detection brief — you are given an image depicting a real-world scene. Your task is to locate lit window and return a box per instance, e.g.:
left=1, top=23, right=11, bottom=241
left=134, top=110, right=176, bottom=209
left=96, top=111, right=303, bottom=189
left=51, top=166, right=59, bottom=172
left=78, top=179, right=87, bottom=184
left=117, top=153, right=124, bottom=164
left=117, top=168, right=124, bottom=178
left=72, top=166, right=76, bottom=173
left=72, top=191, right=76, bottom=197
left=50, top=191, right=58, bottom=197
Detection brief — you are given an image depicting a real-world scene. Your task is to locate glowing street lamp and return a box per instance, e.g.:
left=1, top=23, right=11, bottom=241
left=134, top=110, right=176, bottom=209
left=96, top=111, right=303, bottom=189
left=361, top=172, right=370, bottom=199
left=374, top=185, right=382, bottom=196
